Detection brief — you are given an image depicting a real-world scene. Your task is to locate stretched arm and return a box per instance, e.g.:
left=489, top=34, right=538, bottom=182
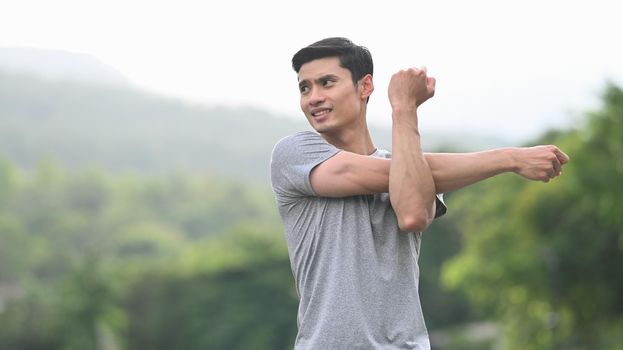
left=311, top=145, right=570, bottom=197
left=425, top=145, right=570, bottom=193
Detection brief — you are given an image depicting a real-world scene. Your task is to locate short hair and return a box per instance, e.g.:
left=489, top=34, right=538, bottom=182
left=291, top=37, right=373, bottom=85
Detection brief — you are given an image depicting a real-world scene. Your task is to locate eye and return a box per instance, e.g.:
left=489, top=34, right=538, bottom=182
left=322, top=79, right=335, bottom=87
left=299, top=85, right=309, bottom=95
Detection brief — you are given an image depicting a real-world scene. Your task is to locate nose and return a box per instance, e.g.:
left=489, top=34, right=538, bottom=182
left=307, top=86, right=326, bottom=106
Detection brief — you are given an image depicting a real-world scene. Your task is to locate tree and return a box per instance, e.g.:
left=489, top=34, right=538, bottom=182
left=123, top=228, right=298, bottom=350
left=442, top=83, right=623, bottom=349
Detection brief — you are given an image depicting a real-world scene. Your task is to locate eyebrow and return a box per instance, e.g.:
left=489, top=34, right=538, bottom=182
left=298, top=74, right=340, bottom=89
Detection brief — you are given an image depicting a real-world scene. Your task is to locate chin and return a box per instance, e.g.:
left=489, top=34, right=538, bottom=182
left=307, top=116, right=339, bottom=134
left=314, top=126, right=339, bottom=137
left=309, top=121, right=329, bottom=132
left=307, top=120, right=325, bottom=132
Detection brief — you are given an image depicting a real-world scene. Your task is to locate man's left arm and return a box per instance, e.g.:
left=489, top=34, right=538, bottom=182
left=425, top=145, right=570, bottom=194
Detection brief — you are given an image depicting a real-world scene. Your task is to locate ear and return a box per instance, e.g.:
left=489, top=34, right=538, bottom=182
left=359, top=74, right=374, bottom=101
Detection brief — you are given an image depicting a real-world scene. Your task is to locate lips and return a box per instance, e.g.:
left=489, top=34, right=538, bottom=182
left=310, top=108, right=332, bottom=119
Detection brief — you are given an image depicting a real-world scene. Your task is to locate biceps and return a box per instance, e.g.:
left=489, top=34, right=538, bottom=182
left=310, top=151, right=390, bottom=197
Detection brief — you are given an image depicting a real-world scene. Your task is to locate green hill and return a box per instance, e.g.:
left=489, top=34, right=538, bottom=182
left=0, top=70, right=314, bottom=183
left=0, top=69, right=507, bottom=184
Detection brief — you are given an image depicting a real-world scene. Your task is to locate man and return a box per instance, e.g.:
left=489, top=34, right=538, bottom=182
left=270, top=37, right=569, bottom=349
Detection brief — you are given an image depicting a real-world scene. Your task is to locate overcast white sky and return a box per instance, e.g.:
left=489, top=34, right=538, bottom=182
left=1, top=0, right=621, bottom=142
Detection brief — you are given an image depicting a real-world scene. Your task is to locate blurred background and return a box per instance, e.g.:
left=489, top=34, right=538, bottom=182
left=1, top=0, right=622, bottom=349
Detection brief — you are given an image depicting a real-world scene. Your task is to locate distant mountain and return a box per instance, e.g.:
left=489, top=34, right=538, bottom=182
left=0, top=65, right=509, bottom=185
left=0, top=47, right=132, bottom=88
left=0, top=69, right=307, bottom=184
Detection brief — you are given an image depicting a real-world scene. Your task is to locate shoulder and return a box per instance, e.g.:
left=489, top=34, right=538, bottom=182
left=271, top=131, right=337, bottom=161
left=272, top=131, right=325, bottom=152
left=270, top=131, right=339, bottom=197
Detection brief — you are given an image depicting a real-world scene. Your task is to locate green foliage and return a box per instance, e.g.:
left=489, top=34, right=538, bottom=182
left=123, top=229, right=297, bottom=350
left=0, top=158, right=294, bottom=349
left=0, top=291, right=63, bottom=350
left=419, top=208, right=476, bottom=329
left=3, top=68, right=622, bottom=349
left=442, top=84, right=623, bottom=349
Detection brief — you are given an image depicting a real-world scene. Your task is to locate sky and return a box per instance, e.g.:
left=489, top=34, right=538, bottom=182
left=1, top=0, right=621, bottom=143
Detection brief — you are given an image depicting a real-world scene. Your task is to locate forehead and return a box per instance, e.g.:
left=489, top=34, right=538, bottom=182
left=297, top=56, right=351, bottom=82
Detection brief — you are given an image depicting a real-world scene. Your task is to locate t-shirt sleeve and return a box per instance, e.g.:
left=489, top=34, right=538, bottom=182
left=434, top=193, right=448, bottom=219
left=270, top=131, right=340, bottom=199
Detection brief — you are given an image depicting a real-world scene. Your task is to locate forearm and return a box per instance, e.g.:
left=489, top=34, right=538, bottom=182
left=424, top=148, right=517, bottom=193
left=390, top=110, right=437, bottom=231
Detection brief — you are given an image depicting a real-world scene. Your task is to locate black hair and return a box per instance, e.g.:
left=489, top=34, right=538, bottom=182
left=291, top=37, right=373, bottom=86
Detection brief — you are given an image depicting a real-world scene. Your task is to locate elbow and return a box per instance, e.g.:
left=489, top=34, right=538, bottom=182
left=398, top=213, right=433, bottom=233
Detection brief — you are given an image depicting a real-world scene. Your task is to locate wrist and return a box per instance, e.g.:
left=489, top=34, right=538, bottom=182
left=501, top=147, right=520, bottom=173
left=392, top=108, right=420, bottom=130
left=391, top=105, right=418, bottom=118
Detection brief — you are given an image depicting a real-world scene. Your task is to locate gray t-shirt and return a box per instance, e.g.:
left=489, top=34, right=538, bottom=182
left=270, top=131, right=446, bottom=350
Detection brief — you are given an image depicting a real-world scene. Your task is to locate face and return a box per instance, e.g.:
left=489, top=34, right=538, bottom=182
left=297, top=57, right=371, bottom=135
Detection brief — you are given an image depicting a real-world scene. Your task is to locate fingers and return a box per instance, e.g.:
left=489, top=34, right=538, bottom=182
left=549, top=145, right=569, bottom=178
left=390, top=66, right=435, bottom=107
left=413, top=66, right=435, bottom=97
left=545, top=145, right=568, bottom=180
left=408, top=66, right=430, bottom=79
left=404, top=66, right=433, bottom=80
left=552, top=158, right=562, bottom=176
left=554, top=147, right=570, bottom=164
left=427, top=76, right=436, bottom=90
left=520, top=145, right=569, bottom=183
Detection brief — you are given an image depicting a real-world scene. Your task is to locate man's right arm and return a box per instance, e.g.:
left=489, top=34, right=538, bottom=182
left=386, top=68, right=437, bottom=232
left=312, top=67, right=438, bottom=232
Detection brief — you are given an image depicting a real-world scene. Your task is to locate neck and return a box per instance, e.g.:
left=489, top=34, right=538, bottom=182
left=320, top=119, right=376, bottom=155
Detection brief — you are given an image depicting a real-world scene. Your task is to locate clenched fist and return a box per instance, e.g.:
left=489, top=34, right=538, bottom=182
left=513, top=145, right=570, bottom=182
left=388, top=66, right=436, bottom=113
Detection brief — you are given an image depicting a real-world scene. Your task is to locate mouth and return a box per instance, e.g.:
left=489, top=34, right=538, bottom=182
left=310, top=108, right=332, bottom=120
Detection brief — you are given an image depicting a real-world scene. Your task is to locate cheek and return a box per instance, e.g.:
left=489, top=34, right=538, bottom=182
left=338, top=93, right=357, bottom=111
left=338, top=88, right=357, bottom=105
